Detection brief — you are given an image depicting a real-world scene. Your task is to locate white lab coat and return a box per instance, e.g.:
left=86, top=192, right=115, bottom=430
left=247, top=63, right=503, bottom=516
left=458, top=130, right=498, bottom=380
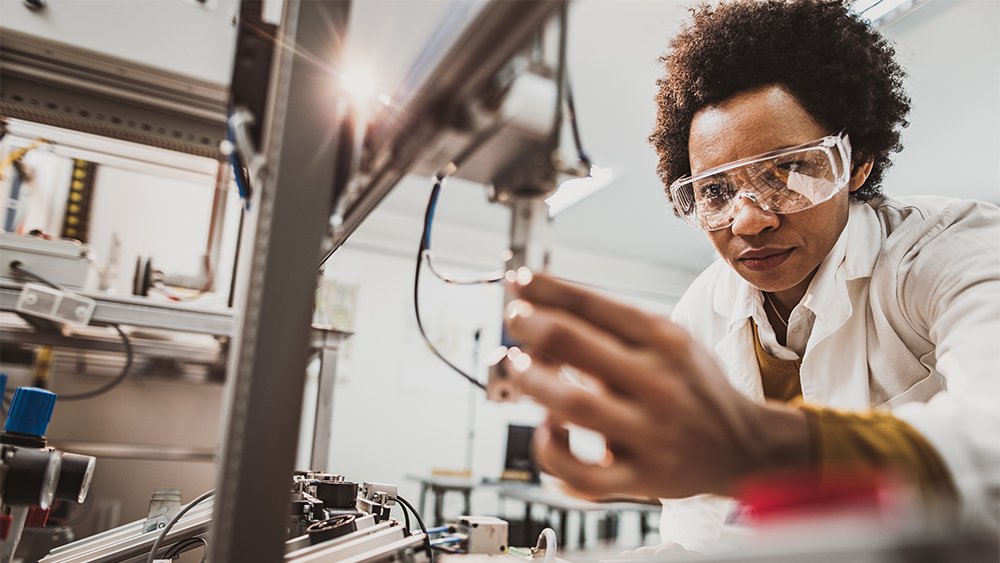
left=661, top=195, right=1000, bottom=551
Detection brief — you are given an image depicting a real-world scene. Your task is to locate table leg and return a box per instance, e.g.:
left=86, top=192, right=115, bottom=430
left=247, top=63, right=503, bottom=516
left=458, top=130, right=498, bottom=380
left=523, top=501, right=533, bottom=547
left=418, top=482, right=428, bottom=520
left=463, top=489, right=471, bottom=517
left=558, top=510, right=568, bottom=548
left=605, top=511, right=619, bottom=542
left=579, top=512, right=586, bottom=551
left=434, top=486, right=445, bottom=527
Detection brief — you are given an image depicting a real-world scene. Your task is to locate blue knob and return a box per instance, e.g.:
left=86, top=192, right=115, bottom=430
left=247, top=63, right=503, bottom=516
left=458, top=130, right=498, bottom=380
left=4, top=387, right=57, bottom=436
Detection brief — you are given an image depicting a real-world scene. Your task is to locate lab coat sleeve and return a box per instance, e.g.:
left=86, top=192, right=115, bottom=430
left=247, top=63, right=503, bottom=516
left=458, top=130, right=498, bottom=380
left=888, top=200, right=1000, bottom=532
left=658, top=494, right=731, bottom=553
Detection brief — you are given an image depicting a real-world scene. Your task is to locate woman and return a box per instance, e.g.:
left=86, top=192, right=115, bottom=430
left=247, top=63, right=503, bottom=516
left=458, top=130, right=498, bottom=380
left=503, top=0, right=999, bottom=552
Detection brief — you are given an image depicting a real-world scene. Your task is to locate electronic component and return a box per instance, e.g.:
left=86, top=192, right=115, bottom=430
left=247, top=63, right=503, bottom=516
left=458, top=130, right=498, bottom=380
left=357, top=481, right=398, bottom=523
left=14, top=282, right=95, bottom=327
left=290, top=472, right=361, bottom=538
left=457, top=516, right=509, bottom=555
left=0, top=233, right=98, bottom=290
left=143, top=489, right=182, bottom=534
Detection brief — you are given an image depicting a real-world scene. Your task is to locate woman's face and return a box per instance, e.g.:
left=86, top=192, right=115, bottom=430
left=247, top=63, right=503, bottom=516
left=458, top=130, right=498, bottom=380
left=688, top=85, right=864, bottom=304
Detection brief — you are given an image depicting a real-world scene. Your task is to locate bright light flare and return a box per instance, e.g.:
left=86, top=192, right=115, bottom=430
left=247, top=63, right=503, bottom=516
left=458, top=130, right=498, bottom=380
left=341, top=71, right=376, bottom=100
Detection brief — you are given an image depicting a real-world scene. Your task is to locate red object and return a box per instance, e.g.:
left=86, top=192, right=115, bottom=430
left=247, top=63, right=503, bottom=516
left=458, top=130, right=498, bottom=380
left=735, top=467, right=890, bottom=522
left=25, top=506, right=50, bottom=527
left=1, top=514, right=11, bottom=540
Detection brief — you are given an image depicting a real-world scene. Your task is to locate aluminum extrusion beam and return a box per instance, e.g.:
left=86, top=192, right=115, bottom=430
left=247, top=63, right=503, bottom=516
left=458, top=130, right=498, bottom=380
left=208, top=2, right=350, bottom=562
left=0, top=284, right=236, bottom=336
left=49, top=441, right=216, bottom=463
left=0, top=28, right=228, bottom=159
left=0, top=316, right=225, bottom=364
left=325, top=0, right=565, bottom=254
left=310, top=327, right=348, bottom=472
left=39, top=501, right=214, bottom=563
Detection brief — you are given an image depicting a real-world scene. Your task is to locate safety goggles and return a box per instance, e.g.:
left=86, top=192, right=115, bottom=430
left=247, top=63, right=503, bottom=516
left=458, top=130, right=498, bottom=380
left=670, top=132, right=852, bottom=231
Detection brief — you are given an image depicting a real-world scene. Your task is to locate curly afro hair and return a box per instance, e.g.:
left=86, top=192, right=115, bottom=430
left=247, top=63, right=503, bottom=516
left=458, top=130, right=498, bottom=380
left=650, top=0, right=910, bottom=203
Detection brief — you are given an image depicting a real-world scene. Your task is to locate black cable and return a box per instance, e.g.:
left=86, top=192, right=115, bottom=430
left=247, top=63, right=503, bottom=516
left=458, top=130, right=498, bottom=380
left=396, top=495, right=433, bottom=563
left=146, top=490, right=215, bottom=563
left=395, top=497, right=412, bottom=536
left=228, top=206, right=245, bottom=308
left=414, top=175, right=487, bottom=392
left=9, top=260, right=67, bottom=291
left=564, top=79, right=590, bottom=169
left=422, top=252, right=503, bottom=285
left=549, top=2, right=569, bottom=148
left=57, top=323, right=133, bottom=401
left=8, top=261, right=134, bottom=401
left=551, top=2, right=590, bottom=173
left=164, top=536, right=208, bottom=560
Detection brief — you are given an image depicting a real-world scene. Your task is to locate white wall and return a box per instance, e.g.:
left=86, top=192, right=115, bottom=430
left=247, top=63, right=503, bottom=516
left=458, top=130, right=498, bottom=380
left=881, top=0, right=1000, bottom=204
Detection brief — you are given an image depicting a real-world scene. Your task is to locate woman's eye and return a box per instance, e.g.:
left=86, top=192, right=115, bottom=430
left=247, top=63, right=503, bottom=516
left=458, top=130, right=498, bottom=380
left=777, top=160, right=805, bottom=172
left=699, top=183, right=729, bottom=200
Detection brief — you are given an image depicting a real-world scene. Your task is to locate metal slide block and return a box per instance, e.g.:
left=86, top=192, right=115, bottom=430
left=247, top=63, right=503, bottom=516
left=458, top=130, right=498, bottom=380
left=458, top=516, right=509, bottom=554
left=15, top=282, right=95, bottom=326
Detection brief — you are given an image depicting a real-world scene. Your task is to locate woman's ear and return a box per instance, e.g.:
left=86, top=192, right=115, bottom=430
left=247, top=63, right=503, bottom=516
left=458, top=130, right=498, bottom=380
left=849, top=160, right=874, bottom=193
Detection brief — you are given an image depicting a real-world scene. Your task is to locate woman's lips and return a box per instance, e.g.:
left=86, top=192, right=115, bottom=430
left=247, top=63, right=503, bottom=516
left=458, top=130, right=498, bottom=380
left=739, top=248, right=793, bottom=272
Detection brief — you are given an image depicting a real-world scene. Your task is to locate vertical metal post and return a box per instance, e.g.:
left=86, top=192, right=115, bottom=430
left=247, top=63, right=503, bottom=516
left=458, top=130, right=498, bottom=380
left=310, top=327, right=345, bottom=472
left=209, top=2, right=351, bottom=562
left=487, top=195, right=551, bottom=402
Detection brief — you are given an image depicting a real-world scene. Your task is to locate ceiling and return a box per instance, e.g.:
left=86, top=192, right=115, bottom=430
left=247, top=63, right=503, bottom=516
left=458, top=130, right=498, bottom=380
left=346, top=0, right=999, bottom=275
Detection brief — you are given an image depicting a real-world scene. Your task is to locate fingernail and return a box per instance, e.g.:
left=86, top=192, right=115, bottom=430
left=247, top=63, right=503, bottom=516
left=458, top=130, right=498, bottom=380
left=505, top=299, right=534, bottom=319
left=510, top=351, right=532, bottom=372
left=516, top=266, right=533, bottom=285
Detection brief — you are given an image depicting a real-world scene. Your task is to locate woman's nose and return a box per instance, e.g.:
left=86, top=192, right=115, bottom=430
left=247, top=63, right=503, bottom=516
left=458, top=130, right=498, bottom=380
left=730, top=192, right=780, bottom=236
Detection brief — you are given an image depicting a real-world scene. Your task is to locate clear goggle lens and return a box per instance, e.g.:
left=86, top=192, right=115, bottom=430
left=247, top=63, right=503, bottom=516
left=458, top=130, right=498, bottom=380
left=670, top=133, right=852, bottom=231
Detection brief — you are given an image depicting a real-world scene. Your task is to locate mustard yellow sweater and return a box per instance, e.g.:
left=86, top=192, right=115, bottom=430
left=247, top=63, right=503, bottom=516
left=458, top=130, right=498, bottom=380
left=751, top=322, right=957, bottom=506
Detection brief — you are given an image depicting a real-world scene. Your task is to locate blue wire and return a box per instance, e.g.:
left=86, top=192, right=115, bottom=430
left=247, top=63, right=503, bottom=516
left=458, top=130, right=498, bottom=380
left=422, top=177, right=442, bottom=249
left=227, top=113, right=251, bottom=211
left=230, top=152, right=250, bottom=211
left=430, top=536, right=462, bottom=546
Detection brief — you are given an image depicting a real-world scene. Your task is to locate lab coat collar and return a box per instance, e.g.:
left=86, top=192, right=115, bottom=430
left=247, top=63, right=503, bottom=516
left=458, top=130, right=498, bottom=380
left=800, top=200, right=881, bottom=328
left=713, top=200, right=881, bottom=329
left=709, top=200, right=883, bottom=403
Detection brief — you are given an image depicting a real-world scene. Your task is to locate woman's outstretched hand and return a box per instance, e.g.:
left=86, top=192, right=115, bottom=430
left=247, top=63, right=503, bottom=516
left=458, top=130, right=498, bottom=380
left=504, top=272, right=810, bottom=500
